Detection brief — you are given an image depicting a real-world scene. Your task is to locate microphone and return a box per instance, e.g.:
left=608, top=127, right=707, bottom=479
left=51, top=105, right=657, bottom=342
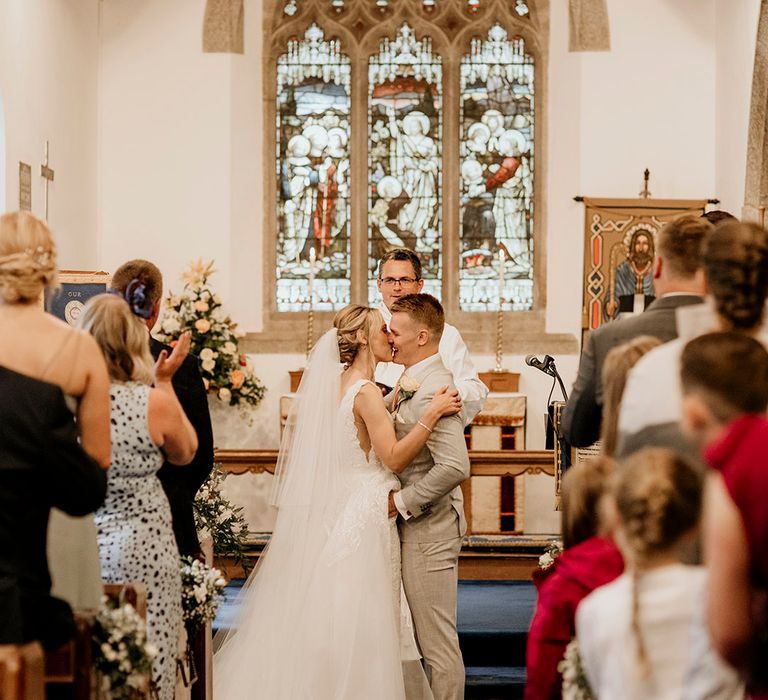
left=525, top=354, right=555, bottom=375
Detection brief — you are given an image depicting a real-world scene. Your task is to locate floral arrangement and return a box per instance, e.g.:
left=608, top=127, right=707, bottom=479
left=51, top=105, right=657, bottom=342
left=538, top=539, right=564, bottom=570
left=558, top=638, right=594, bottom=700
left=92, top=597, right=156, bottom=699
left=180, top=557, right=227, bottom=637
left=158, top=260, right=266, bottom=410
left=194, top=465, right=252, bottom=574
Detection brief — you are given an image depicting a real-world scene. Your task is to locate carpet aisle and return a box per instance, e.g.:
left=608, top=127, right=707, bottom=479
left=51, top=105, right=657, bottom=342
left=214, top=579, right=536, bottom=699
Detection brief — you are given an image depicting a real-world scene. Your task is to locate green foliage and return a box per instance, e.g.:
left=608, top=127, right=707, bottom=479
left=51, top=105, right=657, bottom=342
left=194, top=465, right=252, bottom=575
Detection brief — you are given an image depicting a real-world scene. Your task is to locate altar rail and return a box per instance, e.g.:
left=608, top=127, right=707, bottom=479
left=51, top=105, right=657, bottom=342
left=214, top=448, right=554, bottom=479
left=214, top=448, right=555, bottom=536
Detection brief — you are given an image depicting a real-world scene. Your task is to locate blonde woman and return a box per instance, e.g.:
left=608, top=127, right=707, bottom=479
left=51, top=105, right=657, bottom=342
left=0, top=211, right=110, bottom=610
left=576, top=448, right=742, bottom=699
left=79, top=293, right=197, bottom=700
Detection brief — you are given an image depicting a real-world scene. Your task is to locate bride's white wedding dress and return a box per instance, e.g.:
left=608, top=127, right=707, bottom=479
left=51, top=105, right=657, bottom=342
left=213, top=346, right=418, bottom=699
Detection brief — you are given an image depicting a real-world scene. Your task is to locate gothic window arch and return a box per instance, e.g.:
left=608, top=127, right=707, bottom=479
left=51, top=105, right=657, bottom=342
left=256, top=0, right=551, bottom=352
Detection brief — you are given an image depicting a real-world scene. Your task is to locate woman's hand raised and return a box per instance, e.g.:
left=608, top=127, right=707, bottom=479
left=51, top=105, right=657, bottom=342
left=154, top=331, right=191, bottom=385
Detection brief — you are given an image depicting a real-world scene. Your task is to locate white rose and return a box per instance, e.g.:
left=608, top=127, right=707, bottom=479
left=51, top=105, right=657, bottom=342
left=200, top=348, right=215, bottom=361
left=213, top=294, right=222, bottom=304
left=219, top=387, right=232, bottom=402
left=398, top=375, right=421, bottom=393
left=223, top=341, right=237, bottom=355
left=162, top=316, right=181, bottom=334
left=202, top=359, right=216, bottom=372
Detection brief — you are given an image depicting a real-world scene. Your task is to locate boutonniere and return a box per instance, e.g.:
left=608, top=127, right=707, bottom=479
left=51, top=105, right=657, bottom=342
left=397, top=375, right=420, bottom=401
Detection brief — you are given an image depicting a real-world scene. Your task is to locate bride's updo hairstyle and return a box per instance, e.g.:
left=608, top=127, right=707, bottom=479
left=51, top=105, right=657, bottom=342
left=0, top=211, right=58, bottom=303
left=333, top=304, right=381, bottom=368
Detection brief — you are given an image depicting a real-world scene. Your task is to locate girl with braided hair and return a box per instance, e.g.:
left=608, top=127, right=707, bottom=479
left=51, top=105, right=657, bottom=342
left=575, top=448, right=743, bottom=699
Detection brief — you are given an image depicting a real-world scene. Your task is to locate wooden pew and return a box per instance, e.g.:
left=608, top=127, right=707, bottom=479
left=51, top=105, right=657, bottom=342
left=44, top=612, right=94, bottom=700
left=0, top=643, right=45, bottom=700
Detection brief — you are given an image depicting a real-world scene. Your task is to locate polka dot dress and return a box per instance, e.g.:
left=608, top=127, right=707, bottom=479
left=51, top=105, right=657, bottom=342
left=95, top=382, right=182, bottom=700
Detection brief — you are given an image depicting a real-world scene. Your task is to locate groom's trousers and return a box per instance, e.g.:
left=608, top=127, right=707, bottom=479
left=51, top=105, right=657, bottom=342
left=402, top=536, right=465, bottom=700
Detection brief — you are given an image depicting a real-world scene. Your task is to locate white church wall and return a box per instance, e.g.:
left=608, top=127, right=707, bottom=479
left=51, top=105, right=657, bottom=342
left=97, top=0, right=236, bottom=302
left=0, top=0, right=99, bottom=265
left=0, top=91, right=5, bottom=214
left=714, top=0, right=762, bottom=216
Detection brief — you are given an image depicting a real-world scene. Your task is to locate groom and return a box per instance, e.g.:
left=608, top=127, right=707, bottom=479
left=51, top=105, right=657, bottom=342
left=388, top=293, right=470, bottom=700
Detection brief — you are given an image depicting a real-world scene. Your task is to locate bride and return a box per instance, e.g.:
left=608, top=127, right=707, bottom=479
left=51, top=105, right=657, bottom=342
left=213, top=305, right=461, bottom=699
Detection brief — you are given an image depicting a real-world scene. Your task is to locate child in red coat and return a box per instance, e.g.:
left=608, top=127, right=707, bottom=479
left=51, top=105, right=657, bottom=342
left=681, top=331, right=768, bottom=699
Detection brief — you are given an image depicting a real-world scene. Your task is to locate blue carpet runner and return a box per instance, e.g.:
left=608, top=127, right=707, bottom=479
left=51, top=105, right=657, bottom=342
left=215, top=579, right=535, bottom=699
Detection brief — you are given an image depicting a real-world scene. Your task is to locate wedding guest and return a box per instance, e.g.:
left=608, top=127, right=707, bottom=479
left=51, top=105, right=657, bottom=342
left=0, top=368, right=106, bottom=649
left=111, top=259, right=214, bottom=558
left=374, top=248, right=488, bottom=423
left=79, top=293, right=198, bottom=700
left=0, top=211, right=110, bottom=612
left=562, top=215, right=711, bottom=447
left=680, top=332, right=768, bottom=697
left=525, top=456, right=623, bottom=700
left=598, top=336, right=661, bottom=456
left=617, top=220, right=768, bottom=457
left=576, top=448, right=742, bottom=699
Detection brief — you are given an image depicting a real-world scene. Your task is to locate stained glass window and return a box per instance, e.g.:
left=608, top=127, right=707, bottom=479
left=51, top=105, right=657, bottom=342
left=459, top=24, right=534, bottom=311
left=367, top=24, right=442, bottom=303
left=276, top=24, right=351, bottom=312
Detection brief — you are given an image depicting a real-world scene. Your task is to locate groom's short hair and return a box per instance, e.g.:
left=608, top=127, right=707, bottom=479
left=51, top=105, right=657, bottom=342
left=390, top=293, right=444, bottom=341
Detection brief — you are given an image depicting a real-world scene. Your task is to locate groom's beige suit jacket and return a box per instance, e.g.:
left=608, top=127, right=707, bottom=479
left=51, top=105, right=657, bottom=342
left=393, top=354, right=470, bottom=542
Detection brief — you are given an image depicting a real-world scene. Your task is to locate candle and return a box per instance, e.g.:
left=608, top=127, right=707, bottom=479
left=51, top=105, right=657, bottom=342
left=308, top=247, right=316, bottom=308
left=498, top=248, right=505, bottom=308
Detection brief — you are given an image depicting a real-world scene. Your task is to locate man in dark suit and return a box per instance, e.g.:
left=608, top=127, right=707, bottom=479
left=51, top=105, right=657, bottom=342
left=562, top=215, right=713, bottom=447
left=111, top=260, right=214, bottom=558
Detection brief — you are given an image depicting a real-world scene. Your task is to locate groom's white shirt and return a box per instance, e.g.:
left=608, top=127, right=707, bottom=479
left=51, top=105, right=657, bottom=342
left=375, top=300, right=488, bottom=425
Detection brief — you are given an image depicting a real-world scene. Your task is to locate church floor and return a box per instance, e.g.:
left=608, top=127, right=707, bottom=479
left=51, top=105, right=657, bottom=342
left=214, top=579, right=535, bottom=699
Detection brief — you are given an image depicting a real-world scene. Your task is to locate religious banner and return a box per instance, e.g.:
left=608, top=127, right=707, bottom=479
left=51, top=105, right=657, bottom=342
left=581, top=198, right=707, bottom=332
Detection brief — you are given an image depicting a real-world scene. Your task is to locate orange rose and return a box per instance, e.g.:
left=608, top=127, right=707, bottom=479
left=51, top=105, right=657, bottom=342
left=239, top=354, right=247, bottom=367
left=195, top=319, right=211, bottom=334
left=230, top=370, right=245, bottom=389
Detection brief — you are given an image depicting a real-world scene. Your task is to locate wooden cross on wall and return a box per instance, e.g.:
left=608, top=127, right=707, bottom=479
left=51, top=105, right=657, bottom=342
left=41, top=140, right=54, bottom=221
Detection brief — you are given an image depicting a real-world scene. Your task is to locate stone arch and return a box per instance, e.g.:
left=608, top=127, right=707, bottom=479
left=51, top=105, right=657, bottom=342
left=744, top=1, right=768, bottom=225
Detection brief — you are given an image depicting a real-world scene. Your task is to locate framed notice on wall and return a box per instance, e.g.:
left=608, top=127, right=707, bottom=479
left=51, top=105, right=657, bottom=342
left=45, top=271, right=111, bottom=326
